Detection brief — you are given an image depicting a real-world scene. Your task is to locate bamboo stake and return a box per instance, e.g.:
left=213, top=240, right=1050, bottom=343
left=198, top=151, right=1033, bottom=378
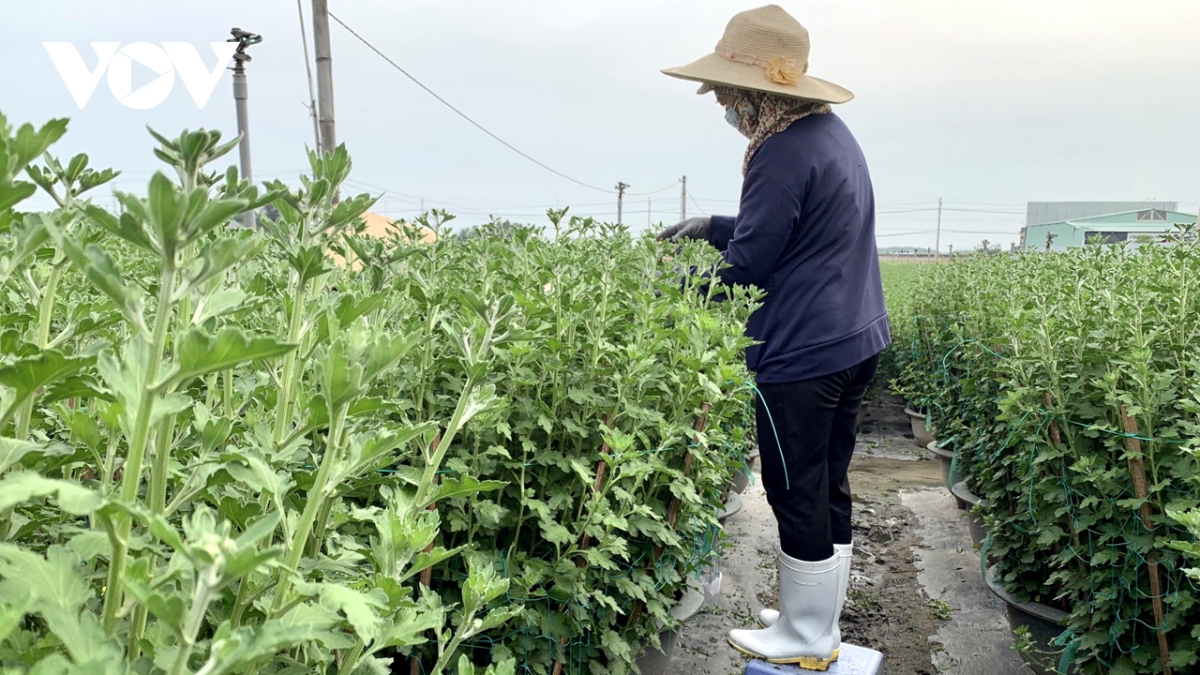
left=552, top=414, right=614, bottom=675
left=628, top=403, right=711, bottom=626
left=1043, top=393, right=1089, bottom=580
left=1119, top=405, right=1172, bottom=675
left=411, top=433, right=442, bottom=675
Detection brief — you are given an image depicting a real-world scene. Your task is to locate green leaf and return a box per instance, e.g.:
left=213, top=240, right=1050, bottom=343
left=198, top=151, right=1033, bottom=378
left=145, top=172, right=185, bottom=255
left=475, top=604, right=523, bottom=634
left=0, top=595, right=31, bottom=644
left=178, top=237, right=263, bottom=297
left=192, top=288, right=248, bottom=325
left=82, top=204, right=156, bottom=254
left=539, top=521, right=573, bottom=547
left=185, top=197, right=251, bottom=243
left=286, top=245, right=333, bottom=283
left=0, top=545, right=118, bottom=665
left=429, top=474, right=507, bottom=505
left=0, top=471, right=102, bottom=514
left=163, top=326, right=295, bottom=390
left=12, top=118, right=68, bottom=168
left=0, top=437, right=58, bottom=473
left=377, top=594, right=445, bottom=649
left=0, top=350, right=96, bottom=423
left=122, top=574, right=186, bottom=634
left=64, top=531, right=111, bottom=562
left=398, top=546, right=463, bottom=585
left=0, top=181, right=36, bottom=213
left=48, top=236, right=147, bottom=335
left=317, top=584, right=387, bottom=642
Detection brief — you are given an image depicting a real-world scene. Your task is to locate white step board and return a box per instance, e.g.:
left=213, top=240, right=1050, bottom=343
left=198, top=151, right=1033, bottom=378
left=744, top=644, right=884, bottom=675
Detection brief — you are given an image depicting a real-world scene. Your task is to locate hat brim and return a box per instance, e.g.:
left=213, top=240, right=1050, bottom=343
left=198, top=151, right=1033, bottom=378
left=661, top=52, right=853, bottom=104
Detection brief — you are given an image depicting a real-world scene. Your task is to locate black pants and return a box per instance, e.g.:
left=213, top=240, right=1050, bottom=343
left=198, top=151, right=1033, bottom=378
left=755, top=354, right=879, bottom=562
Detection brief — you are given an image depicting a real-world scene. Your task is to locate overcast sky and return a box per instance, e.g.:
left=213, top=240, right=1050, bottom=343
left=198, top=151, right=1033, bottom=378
left=4, top=0, right=1199, bottom=250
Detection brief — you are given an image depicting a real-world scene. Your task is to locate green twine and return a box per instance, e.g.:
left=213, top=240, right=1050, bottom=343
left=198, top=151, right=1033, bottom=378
left=746, top=381, right=790, bottom=491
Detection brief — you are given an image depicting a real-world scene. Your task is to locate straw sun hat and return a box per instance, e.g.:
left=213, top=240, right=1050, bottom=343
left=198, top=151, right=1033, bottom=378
left=661, top=5, right=852, bottom=104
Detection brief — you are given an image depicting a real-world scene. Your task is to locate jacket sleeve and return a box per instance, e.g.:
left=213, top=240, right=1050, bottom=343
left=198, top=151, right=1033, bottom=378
left=705, top=170, right=800, bottom=288
left=708, top=216, right=737, bottom=251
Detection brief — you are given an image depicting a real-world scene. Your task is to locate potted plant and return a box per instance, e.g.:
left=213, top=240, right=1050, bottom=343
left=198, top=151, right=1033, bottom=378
left=950, top=480, right=987, bottom=547
left=985, top=567, right=1075, bottom=675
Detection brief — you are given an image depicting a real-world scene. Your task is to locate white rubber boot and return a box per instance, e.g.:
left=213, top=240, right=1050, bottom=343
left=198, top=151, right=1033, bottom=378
left=728, top=549, right=841, bottom=669
left=758, top=542, right=853, bottom=653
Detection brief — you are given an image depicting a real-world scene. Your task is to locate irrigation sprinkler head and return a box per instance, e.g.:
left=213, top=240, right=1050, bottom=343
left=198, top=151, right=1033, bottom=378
left=228, top=27, right=263, bottom=63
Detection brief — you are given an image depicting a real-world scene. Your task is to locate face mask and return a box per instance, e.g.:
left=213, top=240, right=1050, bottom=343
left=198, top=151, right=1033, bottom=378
left=724, top=106, right=741, bottom=128
left=724, top=101, right=756, bottom=133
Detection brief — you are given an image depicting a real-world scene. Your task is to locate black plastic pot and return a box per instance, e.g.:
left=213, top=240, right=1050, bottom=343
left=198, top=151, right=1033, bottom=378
left=950, top=481, right=988, bottom=548
left=925, top=441, right=956, bottom=490
left=634, top=587, right=705, bottom=675
left=727, top=464, right=751, bottom=495
left=717, top=491, right=744, bottom=525
left=984, top=566, right=1075, bottom=675
left=905, top=407, right=935, bottom=448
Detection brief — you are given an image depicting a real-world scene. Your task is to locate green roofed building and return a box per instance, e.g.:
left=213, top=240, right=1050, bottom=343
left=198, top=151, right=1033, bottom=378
left=1021, top=208, right=1198, bottom=251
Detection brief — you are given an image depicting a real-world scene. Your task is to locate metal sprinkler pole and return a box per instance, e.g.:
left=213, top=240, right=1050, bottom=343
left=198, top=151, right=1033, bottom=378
left=229, top=27, right=262, bottom=229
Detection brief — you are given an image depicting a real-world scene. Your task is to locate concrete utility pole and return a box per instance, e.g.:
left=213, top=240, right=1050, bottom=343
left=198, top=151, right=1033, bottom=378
left=615, top=182, right=629, bottom=225
left=647, top=198, right=652, bottom=228
left=295, top=0, right=321, bottom=155
left=312, top=0, right=336, bottom=155
left=228, top=27, right=262, bottom=229
left=681, top=176, right=687, bottom=220
left=934, top=197, right=943, bottom=260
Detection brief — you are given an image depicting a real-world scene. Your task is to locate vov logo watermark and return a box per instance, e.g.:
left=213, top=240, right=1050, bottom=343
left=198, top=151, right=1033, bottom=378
left=43, top=42, right=238, bottom=110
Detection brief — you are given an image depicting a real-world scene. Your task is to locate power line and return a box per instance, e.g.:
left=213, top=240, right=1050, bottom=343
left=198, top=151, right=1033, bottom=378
left=942, top=207, right=1025, bottom=215
left=296, top=0, right=321, bottom=153
left=342, top=179, right=624, bottom=215
left=878, top=208, right=937, bottom=215
left=327, top=11, right=614, bottom=194
left=875, top=230, right=937, bottom=237
left=687, top=190, right=708, bottom=216
left=627, top=180, right=681, bottom=197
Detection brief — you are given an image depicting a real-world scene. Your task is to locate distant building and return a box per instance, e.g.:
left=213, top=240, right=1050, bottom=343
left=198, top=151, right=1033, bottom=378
left=1022, top=208, right=1197, bottom=251
left=1025, top=201, right=1177, bottom=228
left=1019, top=202, right=1178, bottom=249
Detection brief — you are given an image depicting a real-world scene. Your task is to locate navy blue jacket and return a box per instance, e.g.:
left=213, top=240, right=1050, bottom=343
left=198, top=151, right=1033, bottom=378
left=707, top=112, right=890, bottom=383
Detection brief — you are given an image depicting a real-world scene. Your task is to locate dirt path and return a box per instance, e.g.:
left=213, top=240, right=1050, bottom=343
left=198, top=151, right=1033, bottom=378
left=667, top=391, right=945, bottom=675
left=665, top=390, right=1032, bottom=675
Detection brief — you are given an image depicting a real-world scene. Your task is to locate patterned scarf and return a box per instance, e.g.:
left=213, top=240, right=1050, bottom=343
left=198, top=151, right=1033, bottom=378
left=702, top=85, right=831, bottom=175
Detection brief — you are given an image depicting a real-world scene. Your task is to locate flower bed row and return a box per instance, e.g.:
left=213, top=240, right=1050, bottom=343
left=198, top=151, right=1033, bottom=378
left=0, top=113, right=758, bottom=675
left=886, top=241, right=1200, bottom=675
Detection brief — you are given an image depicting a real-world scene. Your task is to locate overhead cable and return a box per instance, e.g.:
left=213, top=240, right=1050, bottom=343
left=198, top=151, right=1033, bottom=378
left=328, top=11, right=615, bottom=194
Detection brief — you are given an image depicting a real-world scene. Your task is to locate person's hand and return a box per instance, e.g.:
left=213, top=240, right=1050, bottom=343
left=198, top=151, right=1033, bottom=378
left=656, top=216, right=711, bottom=242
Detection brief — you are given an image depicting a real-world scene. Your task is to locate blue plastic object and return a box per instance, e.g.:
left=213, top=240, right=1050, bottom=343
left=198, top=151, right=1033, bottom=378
left=744, top=644, right=884, bottom=675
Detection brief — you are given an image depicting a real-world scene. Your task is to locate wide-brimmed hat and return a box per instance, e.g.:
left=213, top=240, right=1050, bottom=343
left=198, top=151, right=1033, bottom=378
left=661, top=5, right=853, bottom=104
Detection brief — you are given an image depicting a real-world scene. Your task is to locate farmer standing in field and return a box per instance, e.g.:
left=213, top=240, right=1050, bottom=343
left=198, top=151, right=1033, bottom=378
left=657, top=5, right=890, bottom=670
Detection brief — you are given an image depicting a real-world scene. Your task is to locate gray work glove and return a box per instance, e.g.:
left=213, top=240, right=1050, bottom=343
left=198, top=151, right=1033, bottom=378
left=656, top=216, right=711, bottom=243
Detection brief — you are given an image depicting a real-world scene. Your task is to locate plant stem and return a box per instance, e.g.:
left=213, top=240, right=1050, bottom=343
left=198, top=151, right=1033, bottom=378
left=417, top=377, right=477, bottom=504
left=102, top=261, right=177, bottom=636
left=224, top=369, right=234, bottom=418
left=269, top=401, right=348, bottom=616
left=169, top=568, right=218, bottom=675
left=229, top=574, right=253, bottom=628
left=272, top=276, right=310, bottom=445
left=14, top=264, right=64, bottom=440
left=335, top=638, right=366, bottom=675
